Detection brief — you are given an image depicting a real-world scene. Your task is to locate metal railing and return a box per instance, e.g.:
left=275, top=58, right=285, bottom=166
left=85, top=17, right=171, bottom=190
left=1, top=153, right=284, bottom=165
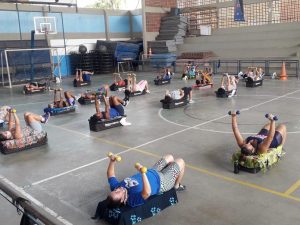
left=0, top=176, right=67, bottom=225
left=175, top=59, right=299, bottom=79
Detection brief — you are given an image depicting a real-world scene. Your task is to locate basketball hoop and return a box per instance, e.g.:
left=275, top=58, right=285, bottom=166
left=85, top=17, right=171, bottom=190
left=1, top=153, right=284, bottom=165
left=34, top=17, right=57, bottom=35
left=44, top=28, right=49, bottom=35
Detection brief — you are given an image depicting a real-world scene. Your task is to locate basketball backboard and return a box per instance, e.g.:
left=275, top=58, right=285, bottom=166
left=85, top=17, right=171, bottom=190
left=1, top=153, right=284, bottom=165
left=34, top=17, right=57, bottom=35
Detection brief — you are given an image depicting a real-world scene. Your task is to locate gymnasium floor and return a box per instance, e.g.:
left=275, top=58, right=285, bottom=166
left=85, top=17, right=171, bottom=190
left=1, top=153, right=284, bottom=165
left=1, top=73, right=300, bottom=225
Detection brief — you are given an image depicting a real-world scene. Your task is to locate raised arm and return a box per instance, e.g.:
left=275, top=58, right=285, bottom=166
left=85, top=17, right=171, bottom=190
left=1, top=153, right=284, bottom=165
left=135, top=163, right=151, bottom=200
left=259, top=115, right=276, bottom=153
left=231, top=113, right=244, bottom=147
left=107, top=156, right=117, bottom=179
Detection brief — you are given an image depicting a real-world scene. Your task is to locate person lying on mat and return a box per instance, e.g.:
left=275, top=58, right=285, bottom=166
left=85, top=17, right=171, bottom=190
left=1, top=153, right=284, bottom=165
left=49, top=89, right=77, bottom=108
left=93, top=95, right=128, bottom=120
left=0, top=109, right=49, bottom=141
left=24, top=82, right=47, bottom=92
left=105, top=154, right=186, bottom=208
left=254, top=67, right=264, bottom=80
left=156, top=68, right=172, bottom=81
left=230, top=112, right=287, bottom=155
left=110, top=73, right=128, bottom=91
left=75, top=69, right=94, bottom=82
left=164, top=87, right=194, bottom=103
left=127, top=73, right=150, bottom=93
left=219, top=73, right=238, bottom=97
left=80, top=85, right=110, bottom=100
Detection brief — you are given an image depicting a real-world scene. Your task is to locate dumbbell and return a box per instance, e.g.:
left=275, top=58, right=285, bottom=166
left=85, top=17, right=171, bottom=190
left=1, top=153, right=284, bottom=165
left=265, top=114, right=278, bottom=121
left=228, top=110, right=240, bottom=115
left=135, top=163, right=147, bottom=173
left=107, top=152, right=121, bottom=162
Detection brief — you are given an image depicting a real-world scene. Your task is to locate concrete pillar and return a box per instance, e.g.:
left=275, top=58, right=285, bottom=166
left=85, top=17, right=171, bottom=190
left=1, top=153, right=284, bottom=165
left=104, top=10, right=110, bottom=40
left=142, top=0, right=147, bottom=53
left=129, top=11, right=133, bottom=40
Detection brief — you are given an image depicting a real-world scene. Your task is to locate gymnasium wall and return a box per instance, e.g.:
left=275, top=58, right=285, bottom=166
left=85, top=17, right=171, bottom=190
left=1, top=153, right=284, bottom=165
left=0, top=3, right=143, bottom=76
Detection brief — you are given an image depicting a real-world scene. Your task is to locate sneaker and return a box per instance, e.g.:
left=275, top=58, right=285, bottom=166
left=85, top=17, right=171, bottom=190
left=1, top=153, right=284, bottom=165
left=41, top=113, right=50, bottom=124
left=146, top=90, right=150, bottom=93
left=75, top=95, right=81, bottom=101
left=120, top=117, right=131, bottom=126
left=175, top=184, right=186, bottom=192
left=123, top=99, right=130, bottom=107
left=189, top=99, right=195, bottom=104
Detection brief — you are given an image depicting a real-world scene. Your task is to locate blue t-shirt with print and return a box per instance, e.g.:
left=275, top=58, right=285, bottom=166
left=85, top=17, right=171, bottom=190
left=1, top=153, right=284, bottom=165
left=108, top=169, right=161, bottom=207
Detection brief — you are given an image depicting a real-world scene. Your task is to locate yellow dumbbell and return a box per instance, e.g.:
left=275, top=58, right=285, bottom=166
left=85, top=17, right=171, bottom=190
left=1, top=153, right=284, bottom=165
left=107, top=152, right=121, bottom=162
left=135, top=163, right=147, bottom=173
left=11, top=109, right=16, bottom=113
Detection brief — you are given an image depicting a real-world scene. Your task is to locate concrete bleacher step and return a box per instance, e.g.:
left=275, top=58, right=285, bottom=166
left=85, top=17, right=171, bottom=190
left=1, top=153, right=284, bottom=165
left=160, top=23, right=187, bottom=30
left=177, top=45, right=298, bottom=59
left=148, top=40, right=176, bottom=47
left=177, top=22, right=300, bottom=59
left=149, top=15, right=188, bottom=54
left=161, top=16, right=188, bottom=23
left=151, top=47, right=176, bottom=54
left=181, top=39, right=300, bottom=50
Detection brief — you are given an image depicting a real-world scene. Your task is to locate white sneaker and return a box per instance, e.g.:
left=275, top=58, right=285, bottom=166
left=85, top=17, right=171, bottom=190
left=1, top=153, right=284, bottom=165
left=75, top=95, right=81, bottom=101
left=120, top=117, right=131, bottom=126
left=146, top=90, right=150, bottom=93
left=189, top=99, right=195, bottom=104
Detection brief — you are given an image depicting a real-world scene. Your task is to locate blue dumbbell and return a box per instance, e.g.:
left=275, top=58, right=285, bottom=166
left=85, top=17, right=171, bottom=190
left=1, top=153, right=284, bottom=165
left=265, top=114, right=278, bottom=121
left=228, top=110, right=240, bottom=115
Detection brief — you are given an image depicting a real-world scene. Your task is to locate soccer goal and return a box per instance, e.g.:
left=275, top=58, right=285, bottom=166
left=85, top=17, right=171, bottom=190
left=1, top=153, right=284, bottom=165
left=1, top=48, right=62, bottom=88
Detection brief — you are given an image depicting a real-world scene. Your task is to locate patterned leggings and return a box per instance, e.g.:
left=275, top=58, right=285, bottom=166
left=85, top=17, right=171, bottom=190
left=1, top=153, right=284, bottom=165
left=151, top=158, right=180, bottom=192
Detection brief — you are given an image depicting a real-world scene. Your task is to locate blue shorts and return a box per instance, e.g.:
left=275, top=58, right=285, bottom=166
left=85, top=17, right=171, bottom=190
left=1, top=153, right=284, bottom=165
left=102, top=108, right=121, bottom=119
left=82, top=74, right=91, bottom=82
left=258, top=128, right=283, bottom=148
left=112, top=104, right=124, bottom=116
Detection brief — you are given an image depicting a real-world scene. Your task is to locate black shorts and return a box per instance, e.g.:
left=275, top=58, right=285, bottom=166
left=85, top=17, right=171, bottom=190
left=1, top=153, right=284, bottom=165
left=258, top=128, right=283, bottom=148
left=181, top=87, right=192, bottom=97
left=164, top=95, right=173, bottom=103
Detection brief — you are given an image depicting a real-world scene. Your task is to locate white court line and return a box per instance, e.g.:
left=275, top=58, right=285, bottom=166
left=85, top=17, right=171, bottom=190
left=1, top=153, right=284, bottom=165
left=158, top=108, right=256, bottom=135
left=31, top=148, right=132, bottom=186
left=0, top=175, right=73, bottom=225
left=31, top=113, right=233, bottom=186
left=31, top=89, right=300, bottom=186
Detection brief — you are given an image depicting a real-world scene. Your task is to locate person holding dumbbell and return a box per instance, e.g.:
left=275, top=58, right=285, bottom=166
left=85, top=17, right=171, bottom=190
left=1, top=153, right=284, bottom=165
left=105, top=153, right=186, bottom=208
left=0, top=109, right=49, bottom=142
left=230, top=110, right=287, bottom=155
left=219, top=73, right=239, bottom=97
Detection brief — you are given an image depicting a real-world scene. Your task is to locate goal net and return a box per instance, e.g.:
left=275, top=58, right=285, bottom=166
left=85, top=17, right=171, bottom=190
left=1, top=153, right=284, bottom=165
left=1, top=48, right=62, bottom=87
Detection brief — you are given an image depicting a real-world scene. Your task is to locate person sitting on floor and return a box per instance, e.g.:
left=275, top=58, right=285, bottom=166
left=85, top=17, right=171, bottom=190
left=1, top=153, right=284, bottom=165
left=163, top=87, right=194, bottom=103
left=75, top=69, right=94, bottom=82
left=49, top=89, right=77, bottom=109
left=127, top=73, right=150, bottom=93
left=0, top=109, right=49, bottom=142
left=105, top=154, right=186, bottom=208
left=230, top=112, right=287, bottom=155
left=93, top=94, right=129, bottom=121
left=218, top=73, right=239, bottom=97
